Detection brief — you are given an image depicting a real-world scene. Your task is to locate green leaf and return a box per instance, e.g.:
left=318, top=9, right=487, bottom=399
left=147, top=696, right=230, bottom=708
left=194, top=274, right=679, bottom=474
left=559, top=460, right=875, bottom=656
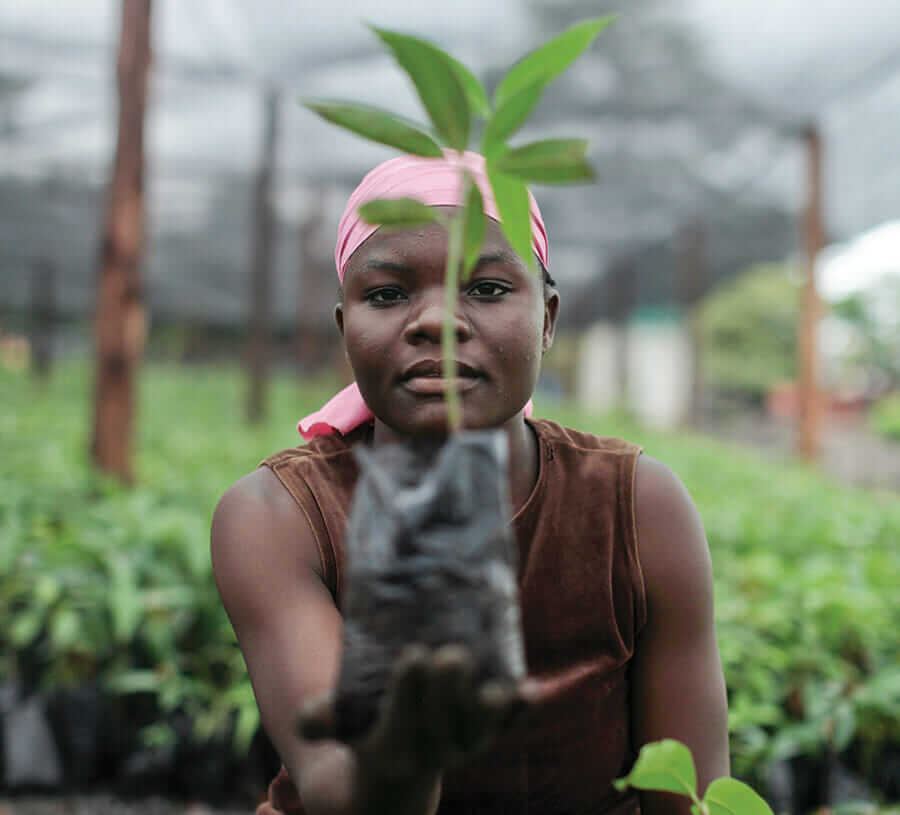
left=50, top=608, right=81, bottom=650
left=613, top=739, right=698, bottom=799
left=461, top=176, right=486, bottom=281
left=10, top=610, right=42, bottom=647
left=481, top=80, right=544, bottom=159
left=703, top=778, right=774, bottom=815
left=233, top=703, right=260, bottom=755
left=494, top=16, right=616, bottom=108
left=486, top=162, right=535, bottom=274
left=445, top=53, right=491, bottom=118
left=492, top=138, right=594, bottom=185
left=105, top=670, right=163, bottom=694
left=302, top=100, right=443, bottom=158
left=358, top=198, right=440, bottom=228
left=370, top=26, right=470, bottom=151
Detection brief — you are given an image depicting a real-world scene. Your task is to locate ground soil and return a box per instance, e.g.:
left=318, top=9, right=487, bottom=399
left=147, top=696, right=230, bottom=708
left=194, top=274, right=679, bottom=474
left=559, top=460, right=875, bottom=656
left=0, top=798, right=250, bottom=815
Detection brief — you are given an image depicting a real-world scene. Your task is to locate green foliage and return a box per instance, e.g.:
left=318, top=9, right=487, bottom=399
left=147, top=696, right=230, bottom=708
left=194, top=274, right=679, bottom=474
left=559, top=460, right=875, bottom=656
left=461, top=175, right=486, bottom=281
left=4, top=362, right=900, bottom=802
left=491, top=138, right=594, bottom=184
left=870, top=393, right=900, bottom=441
left=302, top=20, right=611, bottom=427
left=831, top=276, right=900, bottom=388
left=697, top=264, right=798, bottom=400
left=486, top=163, right=536, bottom=274
left=614, top=739, right=697, bottom=798
left=492, top=16, right=617, bottom=108
left=301, top=101, right=443, bottom=158
left=545, top=400, right=900, bottom=796
left=615, top=739, right=773, bottom=814
left=0, top=362, right=333, bottom=752
left=370, top=26, right=471, bottom=151
left=358, top=197, right=441, bottom=228
left=302, top=19, right=612, bottom=258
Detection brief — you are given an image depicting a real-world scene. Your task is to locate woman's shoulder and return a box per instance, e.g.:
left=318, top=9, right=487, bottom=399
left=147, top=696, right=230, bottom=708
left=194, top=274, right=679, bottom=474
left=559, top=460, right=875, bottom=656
left=261, top=428, right=361, bottom=470
left=530, top=417, right=642, bottom=457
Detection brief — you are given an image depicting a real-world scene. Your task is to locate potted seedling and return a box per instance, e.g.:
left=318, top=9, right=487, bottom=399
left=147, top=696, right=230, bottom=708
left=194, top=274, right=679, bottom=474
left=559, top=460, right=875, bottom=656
left=302, top=19, right=774, bottom=814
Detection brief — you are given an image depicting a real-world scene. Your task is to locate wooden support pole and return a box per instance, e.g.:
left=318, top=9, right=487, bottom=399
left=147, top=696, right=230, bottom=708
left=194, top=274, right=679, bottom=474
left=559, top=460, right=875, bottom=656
left=91, top=0, right=152, bottom=482
left=246, top=87, right=279, bottom=424
left=677, top=222, right=706, bottom=428
left=30, top=258, right=56, bottom=378
left=797, top=125, right=825, bottom=462
left=295, top=194, right=326, bottom=374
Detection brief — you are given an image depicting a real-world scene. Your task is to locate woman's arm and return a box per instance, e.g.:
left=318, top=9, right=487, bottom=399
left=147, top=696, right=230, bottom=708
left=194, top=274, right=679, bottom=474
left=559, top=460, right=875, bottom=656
left=211, top=467, right=525, bottom=815
left=630, top=455, right=730, bottom=815
left=211, top=468, right=378, bottom=814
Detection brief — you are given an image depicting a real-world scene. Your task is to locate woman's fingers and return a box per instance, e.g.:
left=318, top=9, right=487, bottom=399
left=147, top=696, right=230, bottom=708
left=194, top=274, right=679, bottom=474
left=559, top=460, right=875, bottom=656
left=476, top=679, right=528, bottom=735
left=425, top=644, right=476, bottom=766
left=329, top=643, right=532, bottom=777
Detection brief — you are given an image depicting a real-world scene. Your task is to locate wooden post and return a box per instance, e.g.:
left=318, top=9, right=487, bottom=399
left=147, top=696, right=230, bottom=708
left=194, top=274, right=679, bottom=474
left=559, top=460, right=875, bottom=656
left=797, top=125, right=825, bottom=462
left=295, top=197, right=326, bottom=373
left=30, top=258, right=56, bottom=378
left=91, top=0, right=152, bottom=482
left=677, top=222, right=706, bottom=428
left=609, top=258, right=636, bottom=401
left=246, top=87, right=279, bottom=424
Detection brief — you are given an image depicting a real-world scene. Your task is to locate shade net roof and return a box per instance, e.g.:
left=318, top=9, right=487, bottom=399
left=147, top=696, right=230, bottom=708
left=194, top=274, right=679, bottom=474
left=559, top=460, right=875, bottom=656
left=1, top=0, right=898, bottom=330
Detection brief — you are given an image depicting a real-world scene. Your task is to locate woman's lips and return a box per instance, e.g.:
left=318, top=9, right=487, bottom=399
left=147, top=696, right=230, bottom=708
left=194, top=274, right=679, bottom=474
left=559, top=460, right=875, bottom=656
left=401, top=375, right=481, bottom=396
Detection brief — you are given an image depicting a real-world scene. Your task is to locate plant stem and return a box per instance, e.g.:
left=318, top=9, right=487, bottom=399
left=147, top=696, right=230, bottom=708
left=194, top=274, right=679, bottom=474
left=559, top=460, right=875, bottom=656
left=442, top=212, right=464, bottom=432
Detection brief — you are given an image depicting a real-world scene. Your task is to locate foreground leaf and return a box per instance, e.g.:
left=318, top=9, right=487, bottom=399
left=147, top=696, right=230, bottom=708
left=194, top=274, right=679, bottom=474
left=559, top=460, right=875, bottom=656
left=371, top=26, right=470, bottom=151
left=493, top=138, right=594, bottom=184
left=493, top=16, right=616, bottom=108
left=486, top=163, right=534, bottom=274
left=302, top=100, right=442, bottom=157
left=703, top=778, right=774, bottom=815
left=358, top=198, right=440, bottom=228
left=614, top=739, right=698, bottom=799
left=461, top=176, right=486, bottom=281
left=446, top=53, right=491, bottom=118
left=481, top=80, right=544, bottom=159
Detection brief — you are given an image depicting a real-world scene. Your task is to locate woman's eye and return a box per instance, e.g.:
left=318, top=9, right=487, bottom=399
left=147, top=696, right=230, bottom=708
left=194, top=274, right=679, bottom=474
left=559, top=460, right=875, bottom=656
left=468, top=281, right=510, bottom=298
left=366, top=287, right=406, bottom=304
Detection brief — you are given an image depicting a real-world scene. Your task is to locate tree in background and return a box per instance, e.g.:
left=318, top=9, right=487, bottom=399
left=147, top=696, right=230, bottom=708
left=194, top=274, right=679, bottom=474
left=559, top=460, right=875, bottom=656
left=91, top=0, right=152, bottom=482
left=697, top=264, right=798, bottom=405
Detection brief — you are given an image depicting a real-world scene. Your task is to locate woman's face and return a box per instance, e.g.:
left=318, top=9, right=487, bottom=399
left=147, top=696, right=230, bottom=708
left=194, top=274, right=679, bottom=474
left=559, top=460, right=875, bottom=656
left=336, top=212, right=559, bottom=437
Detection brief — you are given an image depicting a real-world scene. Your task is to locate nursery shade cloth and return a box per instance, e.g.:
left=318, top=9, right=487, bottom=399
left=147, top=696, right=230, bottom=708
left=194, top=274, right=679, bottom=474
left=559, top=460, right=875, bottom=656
left=299, top=151, right=548, bottom=440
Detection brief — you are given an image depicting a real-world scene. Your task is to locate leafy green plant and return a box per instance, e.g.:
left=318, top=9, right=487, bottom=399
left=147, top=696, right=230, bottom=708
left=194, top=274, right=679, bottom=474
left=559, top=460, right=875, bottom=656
left=696, top=263, right=799, bottom=403
left=3, top=362, right=900, bottom=804
left=870, top=393, right=900, bottom=442
left=302, top=19, right=613, bottom=428
left=615, top=739, right=774, bottom=814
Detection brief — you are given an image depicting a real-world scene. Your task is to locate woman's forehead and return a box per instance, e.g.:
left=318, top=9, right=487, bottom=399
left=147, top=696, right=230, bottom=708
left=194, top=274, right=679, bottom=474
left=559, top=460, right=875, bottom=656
left=344, top=216, right=525, bottom=281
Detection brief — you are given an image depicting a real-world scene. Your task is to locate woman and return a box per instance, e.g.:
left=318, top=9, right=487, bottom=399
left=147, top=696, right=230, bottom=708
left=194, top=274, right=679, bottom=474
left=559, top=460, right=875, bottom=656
left=211, top=151, right=730, bottom=815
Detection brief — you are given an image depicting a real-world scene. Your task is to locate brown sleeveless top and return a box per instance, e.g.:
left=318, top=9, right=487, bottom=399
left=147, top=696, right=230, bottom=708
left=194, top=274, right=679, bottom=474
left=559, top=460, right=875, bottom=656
left=257, top=418, right=645, bottom=815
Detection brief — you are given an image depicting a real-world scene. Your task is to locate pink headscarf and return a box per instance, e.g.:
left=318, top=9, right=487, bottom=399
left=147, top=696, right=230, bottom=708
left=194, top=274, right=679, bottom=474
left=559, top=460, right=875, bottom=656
left=299, top=151, right=549, bottom=440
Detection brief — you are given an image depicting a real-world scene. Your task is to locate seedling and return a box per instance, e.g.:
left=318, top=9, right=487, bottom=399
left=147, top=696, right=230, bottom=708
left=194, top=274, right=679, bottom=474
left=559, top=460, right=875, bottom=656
left=302, top=21, right=777, bottom=812
left=614, top=739, right=774, bottom=815
left=303, top=18, right=612, bottom=429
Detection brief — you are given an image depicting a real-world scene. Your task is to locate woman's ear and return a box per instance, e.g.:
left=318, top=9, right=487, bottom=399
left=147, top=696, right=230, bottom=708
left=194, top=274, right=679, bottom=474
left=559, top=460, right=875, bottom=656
left=542, top=289, right=560, bottom=353
left=334, top=302, right=345, bottom=337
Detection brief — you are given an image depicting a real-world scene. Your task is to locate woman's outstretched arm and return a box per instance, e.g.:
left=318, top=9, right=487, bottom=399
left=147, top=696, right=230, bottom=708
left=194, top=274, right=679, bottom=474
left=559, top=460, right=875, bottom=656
left=211, top=468, right=527, bottom=815
left=631, top=455, right=731, bottom=815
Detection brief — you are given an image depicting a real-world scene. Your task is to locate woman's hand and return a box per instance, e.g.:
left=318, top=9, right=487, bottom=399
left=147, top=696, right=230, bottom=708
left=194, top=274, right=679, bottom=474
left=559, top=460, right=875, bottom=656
left=298, top=643, right=531, bottom=783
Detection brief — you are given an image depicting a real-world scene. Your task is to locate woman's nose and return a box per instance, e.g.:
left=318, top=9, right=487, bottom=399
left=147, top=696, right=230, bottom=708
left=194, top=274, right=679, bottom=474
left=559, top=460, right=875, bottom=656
left=403, top=298, right=471, bottom=345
